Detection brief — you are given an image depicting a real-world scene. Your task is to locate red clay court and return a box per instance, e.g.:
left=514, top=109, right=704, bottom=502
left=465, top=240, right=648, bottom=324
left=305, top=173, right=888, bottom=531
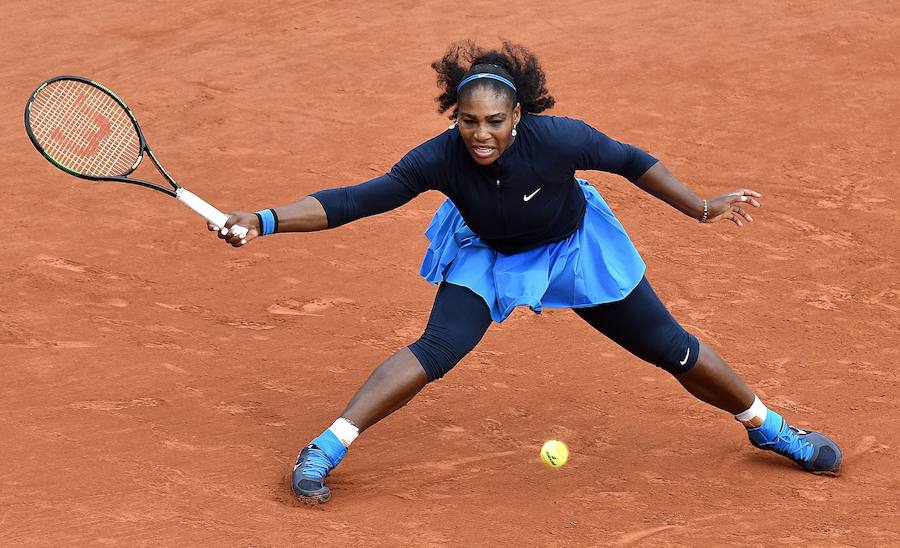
left=2, top=1, right=898, bottom=545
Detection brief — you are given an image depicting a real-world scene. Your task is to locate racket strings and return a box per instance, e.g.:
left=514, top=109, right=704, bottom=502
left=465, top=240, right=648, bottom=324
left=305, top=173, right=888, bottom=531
left=28, top=79, right=141, bottom=177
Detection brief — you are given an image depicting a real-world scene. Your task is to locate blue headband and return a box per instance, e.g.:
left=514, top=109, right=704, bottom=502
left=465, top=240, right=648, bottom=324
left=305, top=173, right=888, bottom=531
left=457, top=73, right=517, bottom=93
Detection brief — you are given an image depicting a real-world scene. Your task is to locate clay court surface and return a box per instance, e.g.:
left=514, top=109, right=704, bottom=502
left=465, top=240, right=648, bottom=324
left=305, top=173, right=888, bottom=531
left=2, top=1, right=898, bottom=545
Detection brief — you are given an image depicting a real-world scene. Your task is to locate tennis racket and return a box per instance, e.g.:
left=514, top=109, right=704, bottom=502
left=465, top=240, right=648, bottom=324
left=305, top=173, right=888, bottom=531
left=24, top=75, right=247, bottom=237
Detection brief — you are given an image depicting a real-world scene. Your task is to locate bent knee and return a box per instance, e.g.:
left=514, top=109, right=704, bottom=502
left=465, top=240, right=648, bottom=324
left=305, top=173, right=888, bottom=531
left=643, top=330, right=699, bottom=375
left=408, top=327, right=481, bottom=382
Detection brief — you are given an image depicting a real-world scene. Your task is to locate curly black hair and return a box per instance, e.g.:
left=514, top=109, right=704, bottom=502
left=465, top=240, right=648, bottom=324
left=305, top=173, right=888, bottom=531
left=431, top=40, right=555, bottom=119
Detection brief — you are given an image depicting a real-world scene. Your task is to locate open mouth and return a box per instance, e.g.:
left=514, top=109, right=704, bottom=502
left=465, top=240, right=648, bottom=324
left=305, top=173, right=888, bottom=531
left=472, top=145, right=495, bottom=158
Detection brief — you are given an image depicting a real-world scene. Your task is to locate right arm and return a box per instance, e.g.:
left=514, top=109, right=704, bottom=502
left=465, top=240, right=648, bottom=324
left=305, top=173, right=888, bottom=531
left=211, top=174, right=422, bottom=247
left=272, top=195, right=330, bottom=232
left=213, top=134, right=445, bottom=247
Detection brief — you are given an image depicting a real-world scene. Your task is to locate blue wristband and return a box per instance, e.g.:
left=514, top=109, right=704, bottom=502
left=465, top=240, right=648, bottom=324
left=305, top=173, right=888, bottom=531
left=255, top=208, right=278, bottom=236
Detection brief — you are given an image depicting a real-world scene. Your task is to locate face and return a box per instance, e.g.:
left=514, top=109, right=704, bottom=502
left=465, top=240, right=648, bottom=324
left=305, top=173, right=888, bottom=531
left=455, top=86, right=521, bottom=166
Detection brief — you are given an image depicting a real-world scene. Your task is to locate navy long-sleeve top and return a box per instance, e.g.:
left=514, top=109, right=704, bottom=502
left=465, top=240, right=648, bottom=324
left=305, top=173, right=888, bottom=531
left=311, top=113, right=658, bottom=254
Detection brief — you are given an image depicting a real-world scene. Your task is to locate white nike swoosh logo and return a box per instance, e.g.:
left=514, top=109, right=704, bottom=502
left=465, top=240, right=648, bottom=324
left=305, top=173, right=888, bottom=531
left=523, top=188, right=541, bottom=201
left=679, top=348, right=690, bottom=366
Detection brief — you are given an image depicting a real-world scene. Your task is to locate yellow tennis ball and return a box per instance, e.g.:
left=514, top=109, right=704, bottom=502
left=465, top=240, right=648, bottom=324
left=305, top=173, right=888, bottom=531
left=540, top=440, right=569, bottom=468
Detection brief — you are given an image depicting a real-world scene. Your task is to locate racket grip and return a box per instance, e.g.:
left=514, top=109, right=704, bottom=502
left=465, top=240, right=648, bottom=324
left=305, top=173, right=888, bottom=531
left=176, top=188, right=248, bottom=238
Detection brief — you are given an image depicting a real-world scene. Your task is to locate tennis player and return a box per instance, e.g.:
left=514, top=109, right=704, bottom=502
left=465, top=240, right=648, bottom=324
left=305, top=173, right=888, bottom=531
left=213, top=41, right=842, bottom=504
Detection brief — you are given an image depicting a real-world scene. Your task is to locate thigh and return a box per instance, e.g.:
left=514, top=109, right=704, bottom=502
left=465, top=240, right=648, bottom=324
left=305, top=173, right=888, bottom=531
left=428, top=282, right=493, bottom=338
left=409, top=282, right=493, bottom=381
left=574, top=277, right=699, bottom=373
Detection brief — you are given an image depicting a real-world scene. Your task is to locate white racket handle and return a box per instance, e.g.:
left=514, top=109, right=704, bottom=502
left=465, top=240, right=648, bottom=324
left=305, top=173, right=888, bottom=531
left=176, top=188, right=248, bottom=238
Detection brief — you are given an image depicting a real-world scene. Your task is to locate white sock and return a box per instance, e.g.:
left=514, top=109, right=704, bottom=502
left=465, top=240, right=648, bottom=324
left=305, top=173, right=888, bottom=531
left=734, top=395, right=768, bottom=427
left=328, top=417, right=360, bottom=448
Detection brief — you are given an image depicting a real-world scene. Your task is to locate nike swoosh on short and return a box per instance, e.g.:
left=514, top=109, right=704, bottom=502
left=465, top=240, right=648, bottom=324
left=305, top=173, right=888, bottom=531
left=679, top=348, right=690, bottom=366
left=523, top=188, right=541, bottom=201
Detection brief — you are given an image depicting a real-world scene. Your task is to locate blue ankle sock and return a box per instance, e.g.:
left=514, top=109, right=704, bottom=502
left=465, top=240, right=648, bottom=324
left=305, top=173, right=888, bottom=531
left=310, top=429, right=348, bottom=467
left=748, top=410, right=782, bottom=443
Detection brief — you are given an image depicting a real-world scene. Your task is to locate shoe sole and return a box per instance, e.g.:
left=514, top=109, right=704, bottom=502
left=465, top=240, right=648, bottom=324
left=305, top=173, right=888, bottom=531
left=292, top=485, right=331, bottom=505
left=298, top=492, right=330, bottom=505
left=811, top=467, right=841, bottom=478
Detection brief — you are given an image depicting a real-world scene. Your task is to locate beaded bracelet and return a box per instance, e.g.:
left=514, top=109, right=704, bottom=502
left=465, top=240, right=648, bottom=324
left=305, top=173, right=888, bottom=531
left=699, top=200, right=709, bottom=223
left=255, top=208, right=279, bottom=236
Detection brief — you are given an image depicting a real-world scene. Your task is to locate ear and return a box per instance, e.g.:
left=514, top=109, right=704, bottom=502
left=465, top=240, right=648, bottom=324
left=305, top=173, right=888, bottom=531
left=513, top=102, right=522, bottom=126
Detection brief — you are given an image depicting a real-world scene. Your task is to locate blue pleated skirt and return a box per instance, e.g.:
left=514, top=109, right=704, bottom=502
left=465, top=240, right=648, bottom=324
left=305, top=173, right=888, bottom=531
left=419, top=179, right=646, bottom=323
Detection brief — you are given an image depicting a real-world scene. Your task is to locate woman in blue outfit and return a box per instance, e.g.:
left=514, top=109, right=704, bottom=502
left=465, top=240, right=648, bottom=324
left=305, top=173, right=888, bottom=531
left=213, top=41, right=842, bottom=504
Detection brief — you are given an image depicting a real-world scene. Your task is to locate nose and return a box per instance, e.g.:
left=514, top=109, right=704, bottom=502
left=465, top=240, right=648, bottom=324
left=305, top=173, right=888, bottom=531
left=473, top=124, right=490, bottom=141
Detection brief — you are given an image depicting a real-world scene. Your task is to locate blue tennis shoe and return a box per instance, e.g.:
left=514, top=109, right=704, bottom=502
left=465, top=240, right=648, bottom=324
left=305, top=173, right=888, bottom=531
left=747, top=409, right=842, bottom=475
left=291, top=430, right=347, bottom=504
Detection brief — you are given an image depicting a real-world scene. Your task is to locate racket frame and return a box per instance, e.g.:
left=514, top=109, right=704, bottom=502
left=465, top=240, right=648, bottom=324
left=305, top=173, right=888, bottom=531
left=24, top=75, right=178, bottom=195
left=25, top=75, right=246, bottom=235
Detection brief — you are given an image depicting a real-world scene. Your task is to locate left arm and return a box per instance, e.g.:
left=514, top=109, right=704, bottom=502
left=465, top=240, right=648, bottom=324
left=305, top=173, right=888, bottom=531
left=567, top=119, right=762, bottom=227
left=634, top=162, right=762, bottom=226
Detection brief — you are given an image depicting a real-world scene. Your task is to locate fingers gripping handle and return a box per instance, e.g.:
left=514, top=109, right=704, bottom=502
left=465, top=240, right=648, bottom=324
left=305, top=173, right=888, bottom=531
left=176, top=188, right=248, bottom=238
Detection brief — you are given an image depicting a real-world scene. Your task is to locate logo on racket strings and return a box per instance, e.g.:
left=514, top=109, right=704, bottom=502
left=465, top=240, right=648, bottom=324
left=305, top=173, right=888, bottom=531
left=50, top=91, right=112, bottom=158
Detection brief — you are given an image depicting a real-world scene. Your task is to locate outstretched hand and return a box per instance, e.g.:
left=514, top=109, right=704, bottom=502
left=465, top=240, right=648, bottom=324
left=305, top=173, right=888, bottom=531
left=705, top=189, right=762, bottom=227
left=207, top=212, right=260, bottom=247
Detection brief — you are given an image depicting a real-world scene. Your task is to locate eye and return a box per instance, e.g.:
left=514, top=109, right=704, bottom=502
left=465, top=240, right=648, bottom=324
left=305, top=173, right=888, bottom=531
left=489, top=120, right=503, bottom=126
